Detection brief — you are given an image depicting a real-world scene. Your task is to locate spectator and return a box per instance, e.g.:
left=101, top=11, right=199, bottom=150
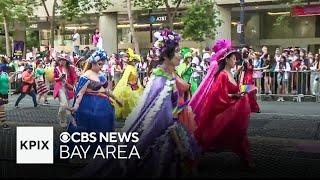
left=253, top=52, right=263, bottom=94
left=274, top=48, right=281, bottom=63
left=310, top=54, right=320, bottom=96
left=72, top=29, right=80, bottom=55
left=262, top=53, right=272, bottom=94
left=275, top=55, right=291, bottom=101
left=136, top=56, right=148, bottom=85
left=92, top=29, right=100, bottom=47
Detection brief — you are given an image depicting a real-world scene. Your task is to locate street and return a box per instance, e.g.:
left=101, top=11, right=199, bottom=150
left=1, top=95, right=320, bottom=177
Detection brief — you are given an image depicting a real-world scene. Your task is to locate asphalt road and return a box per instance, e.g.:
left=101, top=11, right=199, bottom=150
left=1, top=95, right=320, bottom=178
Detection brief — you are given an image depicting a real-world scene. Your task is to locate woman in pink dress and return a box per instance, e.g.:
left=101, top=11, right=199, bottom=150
left=193, top=40, right=254, bottom=170
left=92, top=29, right=100, bottom=47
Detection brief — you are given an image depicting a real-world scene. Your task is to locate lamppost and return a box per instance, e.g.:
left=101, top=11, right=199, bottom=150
left=240, top=0, right=245, bottom=47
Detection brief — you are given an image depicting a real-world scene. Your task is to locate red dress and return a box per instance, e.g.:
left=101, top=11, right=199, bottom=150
left=194, top=70, right=252, bottom=162
left=243, top=63, right=260, bottom=113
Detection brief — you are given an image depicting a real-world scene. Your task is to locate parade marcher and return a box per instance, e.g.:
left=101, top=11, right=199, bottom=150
left=14, top=64, right=38, bottom=108
left=66, top=49, right=123, bottom=154
left=240, top=50, right=261, bottom=113
left=113, top=52, right=124, bottom=86
left=176, top=51, right=193, bottom=83
left=193, top=39, right=255, bottom=170
left=53, top=54, right=77, bottom=127
left=35, top=61, right=50, bottom=105
left=112, top=48, right=143, bottom=121
left=0, top=56, right=10, bottom=129
left=189, top=57, right=202, bottom=95
left=74, top=29, right=199, bottom=178
left=189, top=40, right=221, bottom=125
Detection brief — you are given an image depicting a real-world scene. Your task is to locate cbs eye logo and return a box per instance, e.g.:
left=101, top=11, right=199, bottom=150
left=60, top=132, right=71, bottom=143
left=16, top=127, right=53, bottom=164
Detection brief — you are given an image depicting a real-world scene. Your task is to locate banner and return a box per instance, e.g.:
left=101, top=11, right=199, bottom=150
left=13, top=41, right=24, bottom=60
left=292, top=4, right=320, bottom=16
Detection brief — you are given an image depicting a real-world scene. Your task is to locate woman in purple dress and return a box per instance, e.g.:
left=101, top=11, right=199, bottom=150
left=75, top=29, right=199, bottom=177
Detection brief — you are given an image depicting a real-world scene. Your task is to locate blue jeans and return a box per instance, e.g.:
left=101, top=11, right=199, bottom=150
left=15, top=91, right=38, bottom=107
left=73, top=46, right=80, bottom=55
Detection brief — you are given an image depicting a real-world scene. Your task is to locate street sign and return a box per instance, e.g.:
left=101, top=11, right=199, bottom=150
left=237, top=23, right=242, bottom=34
left=149, top=16, right=156, bottom=23
left=149, top=15, right=167, bottom=23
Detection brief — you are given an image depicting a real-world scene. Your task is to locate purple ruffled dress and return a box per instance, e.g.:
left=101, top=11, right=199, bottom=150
left=74, top=67, right=199, bottom=177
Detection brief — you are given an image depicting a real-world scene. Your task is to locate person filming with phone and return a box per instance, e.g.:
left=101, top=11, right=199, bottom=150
left=53, top=54, right=77, bottom=127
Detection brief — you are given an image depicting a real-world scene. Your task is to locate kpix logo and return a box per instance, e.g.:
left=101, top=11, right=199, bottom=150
left=20, top=140, right=50, bottom=150
left=16, top=127, right=53, bottom=164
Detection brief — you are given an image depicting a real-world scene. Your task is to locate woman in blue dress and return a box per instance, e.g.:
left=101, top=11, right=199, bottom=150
left=67, top=49, right=123, bottom=151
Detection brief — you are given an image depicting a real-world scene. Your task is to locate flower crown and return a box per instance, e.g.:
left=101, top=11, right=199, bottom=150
left=88, top=48, right=108, bottom=64
left=152, top=29, right=181, bottom=56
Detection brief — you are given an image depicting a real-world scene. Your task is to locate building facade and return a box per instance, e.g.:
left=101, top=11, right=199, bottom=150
left=17, top=0, right=320, bottom=55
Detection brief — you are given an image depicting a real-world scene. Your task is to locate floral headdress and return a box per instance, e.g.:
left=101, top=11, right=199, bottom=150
left=127, top=48, right=141, bottom=62
left=211, top=39, right=240, bottom=63
left=88, top=48, right=108, bottom=64
left=152, top=29, right=181, bottom=56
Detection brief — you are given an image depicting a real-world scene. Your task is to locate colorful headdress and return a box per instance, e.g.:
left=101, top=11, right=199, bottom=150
left=152, top=29, right=181, bottom=56
left=58, top=53, right=72, bottom=64
left=181, top=47, right=191, bottom=58
left=211, top=39, right=240, bottom=63
left=88, top=48, right=108, bottom=64
left=184, top=52, right=192, bottom=59
left=127, top=48, right=141, bottom=62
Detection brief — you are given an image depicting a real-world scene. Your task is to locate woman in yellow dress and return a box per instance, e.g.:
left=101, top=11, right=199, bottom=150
left=113, top=48, right=143, bottom=121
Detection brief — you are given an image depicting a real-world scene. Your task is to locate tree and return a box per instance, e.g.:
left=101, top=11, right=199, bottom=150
left=127, top=0, right=140, bottom=53
left=273, top=0, right=310, bottom=27
left=133, top=0, right=193, bottom=30
left=0, top=0, right=40, bottom=56
left=26, top=30, right=40, bottom=51
left=49, top=0, right=113, bottom=48
left=181, top=0, right=222, bottom=42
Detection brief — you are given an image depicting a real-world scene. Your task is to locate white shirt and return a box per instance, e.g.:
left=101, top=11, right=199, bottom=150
left=26, top=52, right=33, bottom=60
left=73, top=33, right=80, bottom=46
left=275, top=62, right=291, bottom=80
left=191, top=66, right=202, bottom=78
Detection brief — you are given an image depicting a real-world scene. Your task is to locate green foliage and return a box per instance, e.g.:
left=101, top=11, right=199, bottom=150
left=0, top=0, right=40, bottom=22
left=133, top=0, right=163, bottom=8
left=273, top=0, right=305, bottom=27
left=26, top=30, right=39, bottom=50
left=181, top=0, right=222, bottom=42
left=59, top=0, right=113, bottom=21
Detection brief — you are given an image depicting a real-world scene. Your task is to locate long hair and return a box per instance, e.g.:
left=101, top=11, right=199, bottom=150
left=82, top=61, right=92, bottom=73
left=214, top=53, right=234, bottom=79
left=243, top=58, right=253, bottom=72
left=55, top=59, right=70, bottom=69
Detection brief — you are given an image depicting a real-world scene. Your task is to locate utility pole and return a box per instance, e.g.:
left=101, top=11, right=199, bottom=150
left=240, top=0, right=245, bottom=47
left=149, top=9, right=153, bottom=43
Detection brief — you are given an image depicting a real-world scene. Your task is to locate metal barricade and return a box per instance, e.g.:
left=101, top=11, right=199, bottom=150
left=252, top=70, right=316, bottom=96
